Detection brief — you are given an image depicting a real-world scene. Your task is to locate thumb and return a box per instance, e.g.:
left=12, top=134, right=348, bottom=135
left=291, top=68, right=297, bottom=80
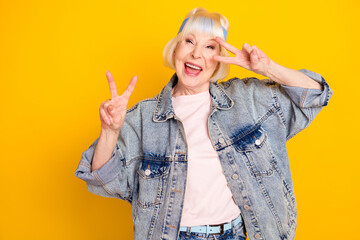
left=250, top=49, right=259, bottom=63
left=242, top=43, right=252, bottom=54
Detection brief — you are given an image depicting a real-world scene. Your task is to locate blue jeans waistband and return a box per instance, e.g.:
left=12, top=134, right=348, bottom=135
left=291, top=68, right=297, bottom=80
left=179, top=215, right=242, bottom=235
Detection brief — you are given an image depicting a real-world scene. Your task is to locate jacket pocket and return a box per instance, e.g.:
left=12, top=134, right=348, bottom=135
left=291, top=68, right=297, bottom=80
left=136, top=159, right=170, bottom=209
left=232, top=126, right=275, bottom=177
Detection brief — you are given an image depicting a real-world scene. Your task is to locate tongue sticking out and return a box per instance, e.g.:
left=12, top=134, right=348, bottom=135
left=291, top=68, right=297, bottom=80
left=185, top=65, right=202, bottom=75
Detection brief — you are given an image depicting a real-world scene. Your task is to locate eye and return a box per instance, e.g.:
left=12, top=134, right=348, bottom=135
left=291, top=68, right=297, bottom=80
left=206, top=45, right=215, bottom=50
left=185, top=38, right=194, bottom=44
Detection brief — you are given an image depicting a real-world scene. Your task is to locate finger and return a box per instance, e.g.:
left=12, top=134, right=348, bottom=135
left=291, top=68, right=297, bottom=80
left=104, top=106, right=114, bottom=123
left=100, top=105, right=111, bottom=125
left=106, top=71, right=119, bottom=98
left=252, top=45, right=261, bottom=59
left=250, top=49, right=259, bottom=64
left=215, top=37, right=239, bottom=54
left=253, top=45, right=266, bottom=58
left=103, top=100, right=112, bottom=110
left=213, top=55, right=237, bottom=65
left=256, top=49, right=261, bottom=59
left=242, top=43, right=252, bottom=54
left=103, top=101, right=115, bottom=118
left=108, top=105, right=115, bottom=115
left=122, top=76, right=138, bottom=100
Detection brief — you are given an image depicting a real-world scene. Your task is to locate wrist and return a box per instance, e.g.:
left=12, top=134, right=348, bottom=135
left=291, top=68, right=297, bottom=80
left=264, top=60, right=280, bottom=81
left=100, top=128, right=120, bottom=140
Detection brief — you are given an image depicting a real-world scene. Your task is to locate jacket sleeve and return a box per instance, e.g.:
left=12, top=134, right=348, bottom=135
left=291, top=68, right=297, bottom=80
left=274, top=69, right=333, bottom=140
left=74, top=106, right=142, bottom=203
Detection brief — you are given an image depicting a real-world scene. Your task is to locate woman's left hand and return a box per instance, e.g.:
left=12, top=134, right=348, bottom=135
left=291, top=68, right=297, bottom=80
left=214, top=37, right=272, bottom=77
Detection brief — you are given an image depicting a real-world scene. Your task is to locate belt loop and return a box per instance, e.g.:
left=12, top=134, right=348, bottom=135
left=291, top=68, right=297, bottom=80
left=206, top=225, right=209, bottom=235
left=231, top=217, right=236, bottom=232
left=186, top=227, right=191, bottom=234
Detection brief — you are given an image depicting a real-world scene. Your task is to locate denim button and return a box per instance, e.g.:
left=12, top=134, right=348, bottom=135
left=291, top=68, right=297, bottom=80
left=254, top=233, right=261, bottom=239
left=255, top=139, right=261, bottom=146
left=231, top=174, right=239, bottom=180
left=144, top=169, right=151, bottom=176
left=219, top=138, right=225, bottom=143
left=244, top=204, right=250, bottom=210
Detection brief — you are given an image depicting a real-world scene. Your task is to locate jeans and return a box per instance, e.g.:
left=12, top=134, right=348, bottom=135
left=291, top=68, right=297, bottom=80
left=178, top=216, right=247, bottom=240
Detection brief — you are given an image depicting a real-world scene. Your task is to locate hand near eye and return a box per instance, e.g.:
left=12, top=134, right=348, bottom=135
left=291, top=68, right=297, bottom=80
left=214, top=37, right=271, bottom=77
left=99, top=71, right=137, bottom=133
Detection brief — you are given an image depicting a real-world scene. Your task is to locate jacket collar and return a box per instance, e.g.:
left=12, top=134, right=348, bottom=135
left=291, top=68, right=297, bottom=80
left=153, top=74, right=234, bottom=122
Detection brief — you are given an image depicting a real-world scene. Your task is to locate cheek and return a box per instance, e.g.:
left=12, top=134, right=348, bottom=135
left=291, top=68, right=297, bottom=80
left=174, top=43, right=189, bottom=58
left=207, top=56, right=218, bottom=69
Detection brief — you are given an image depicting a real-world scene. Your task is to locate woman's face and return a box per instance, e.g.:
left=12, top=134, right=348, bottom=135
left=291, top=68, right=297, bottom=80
left=173, top=31, right=220, bottom=93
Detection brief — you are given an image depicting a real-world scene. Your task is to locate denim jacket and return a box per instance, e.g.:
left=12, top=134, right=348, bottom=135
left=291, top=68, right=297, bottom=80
left=75, top=69, right=332, bottom=240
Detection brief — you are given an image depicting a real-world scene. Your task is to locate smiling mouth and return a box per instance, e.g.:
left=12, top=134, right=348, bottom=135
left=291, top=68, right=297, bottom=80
left=184, top=62, right=202, bottom=76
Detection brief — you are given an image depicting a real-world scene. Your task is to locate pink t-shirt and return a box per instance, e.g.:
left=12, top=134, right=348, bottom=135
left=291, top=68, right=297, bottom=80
left=172, top=91, right=241, bottom=227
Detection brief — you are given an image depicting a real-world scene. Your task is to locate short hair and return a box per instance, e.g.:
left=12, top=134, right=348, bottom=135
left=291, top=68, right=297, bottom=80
left=163, top=8, right=230, bottom=83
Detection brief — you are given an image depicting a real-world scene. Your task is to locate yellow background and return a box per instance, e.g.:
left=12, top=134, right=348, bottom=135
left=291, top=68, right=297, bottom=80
left=0, top=0, right=359, bottom=239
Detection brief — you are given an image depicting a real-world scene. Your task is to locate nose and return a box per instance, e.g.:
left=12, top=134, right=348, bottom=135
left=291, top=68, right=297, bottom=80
left=191, top=45, right=202, bottom=59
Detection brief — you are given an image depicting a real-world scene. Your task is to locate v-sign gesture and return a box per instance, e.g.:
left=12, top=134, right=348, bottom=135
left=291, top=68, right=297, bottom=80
left=100, top=71, right=137, bottom=133
left=213, top=37, right=272, bottom=77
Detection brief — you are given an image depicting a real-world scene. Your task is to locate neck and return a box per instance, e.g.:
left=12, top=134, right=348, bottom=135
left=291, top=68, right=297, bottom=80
left=172, top=82, right=210, bottom=97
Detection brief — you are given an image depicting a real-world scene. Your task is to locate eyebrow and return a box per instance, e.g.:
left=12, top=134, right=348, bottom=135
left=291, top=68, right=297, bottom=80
left=187, top=33, right=218, bottom=43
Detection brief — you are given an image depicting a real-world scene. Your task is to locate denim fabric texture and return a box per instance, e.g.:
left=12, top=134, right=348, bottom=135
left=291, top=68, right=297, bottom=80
left=178, top=214, right=247, bottom=240
left=178, top=230, right=246, bottom=240
left=75, top=69, right=332, bottom=240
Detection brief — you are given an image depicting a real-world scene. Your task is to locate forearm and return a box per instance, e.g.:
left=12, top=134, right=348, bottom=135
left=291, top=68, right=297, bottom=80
left=91, top=129, right=119, bottom=172
left=264, top=60, right=323, bottom=90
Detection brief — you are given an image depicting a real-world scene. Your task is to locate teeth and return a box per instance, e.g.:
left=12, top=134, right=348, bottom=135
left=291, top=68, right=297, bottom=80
left=185, top=63, right=201, bottom=70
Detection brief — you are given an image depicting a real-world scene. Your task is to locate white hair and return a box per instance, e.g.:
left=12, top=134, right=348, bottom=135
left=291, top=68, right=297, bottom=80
left=163, top=8, right=230, bottom=82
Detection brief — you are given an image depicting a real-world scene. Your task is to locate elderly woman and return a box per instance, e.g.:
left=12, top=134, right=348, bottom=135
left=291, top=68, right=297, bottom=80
left=75, top=8, right=332, bottom=240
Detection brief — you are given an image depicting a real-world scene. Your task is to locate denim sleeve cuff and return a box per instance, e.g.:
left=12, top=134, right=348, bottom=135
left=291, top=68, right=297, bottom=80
left=74, top=141, right=123, bottom=186
left=280, top=69, right=332, bottom=108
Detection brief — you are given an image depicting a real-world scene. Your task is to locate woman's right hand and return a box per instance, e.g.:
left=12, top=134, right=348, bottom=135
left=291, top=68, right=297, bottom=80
left=99, top=71, right=137, bottom=134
